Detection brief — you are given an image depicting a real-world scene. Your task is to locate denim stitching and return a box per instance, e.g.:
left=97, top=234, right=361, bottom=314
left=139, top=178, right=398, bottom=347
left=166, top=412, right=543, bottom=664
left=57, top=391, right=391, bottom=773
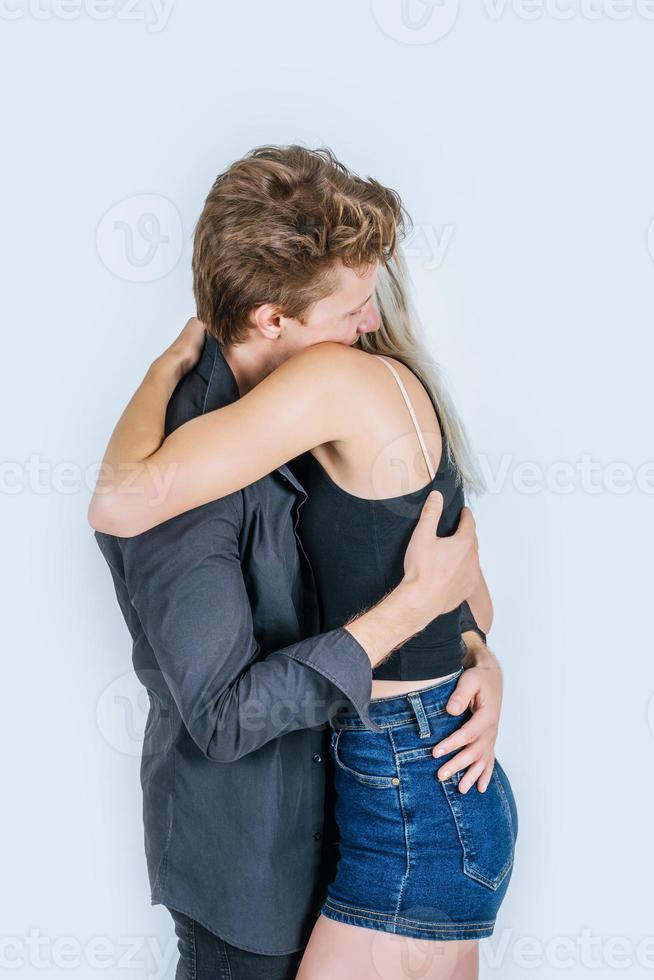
left=464, top=854, right=513, bottom=891
left=407, top=693, right=431, bottom=738
left=331, top=669, right=465, bottom=729
left=325, top=899, right=495, bottom=932
left=440, top=777, right=513, bottom=891
left=323, top=899, right=495, bottom=932
left=332, top=730, right=398, bottom=789
left=441, top=778, right=476, bottom=880
left=492, top=766, right=516, bottom=841
left=217, top=938, right=232, bottom=980
left=388, top=727, right=411, bottom=930
left=393, top=746, right=438, bottom=763
left=323, top=908, right=493, bottom=937
left=183, top=916, right=196, bottom=980
left=333, top=690, right=464, bottom=731
left=334, top=708, right=444, bottom=731
left=369, top=668, right=464, bottom=705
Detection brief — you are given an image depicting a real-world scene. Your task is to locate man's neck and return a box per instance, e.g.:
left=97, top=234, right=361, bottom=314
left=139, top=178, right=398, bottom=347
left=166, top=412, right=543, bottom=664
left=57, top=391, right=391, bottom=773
left=222, top=337, right=289, bottom=396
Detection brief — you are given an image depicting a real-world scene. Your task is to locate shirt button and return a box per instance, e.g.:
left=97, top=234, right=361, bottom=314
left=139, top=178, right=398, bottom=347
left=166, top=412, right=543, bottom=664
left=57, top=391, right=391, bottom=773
left=312, top=754, right=322, bottom=764
left=313, top=832, right=322, bottom=841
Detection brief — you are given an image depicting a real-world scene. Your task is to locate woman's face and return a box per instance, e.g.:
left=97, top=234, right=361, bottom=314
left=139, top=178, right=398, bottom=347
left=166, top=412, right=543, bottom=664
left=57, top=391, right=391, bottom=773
left=282, top=261, right=381, bottom=351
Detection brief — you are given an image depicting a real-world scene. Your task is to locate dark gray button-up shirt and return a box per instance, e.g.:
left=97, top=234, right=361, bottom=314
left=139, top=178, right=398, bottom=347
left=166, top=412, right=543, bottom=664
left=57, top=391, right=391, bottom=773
left=95, top=334, right=483, bottom=956
left=95, top=336, right=376, bottom=955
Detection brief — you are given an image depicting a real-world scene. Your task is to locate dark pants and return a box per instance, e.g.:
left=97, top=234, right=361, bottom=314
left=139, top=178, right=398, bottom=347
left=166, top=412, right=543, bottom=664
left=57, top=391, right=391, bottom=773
left=169, top=910, right=304, bottom=980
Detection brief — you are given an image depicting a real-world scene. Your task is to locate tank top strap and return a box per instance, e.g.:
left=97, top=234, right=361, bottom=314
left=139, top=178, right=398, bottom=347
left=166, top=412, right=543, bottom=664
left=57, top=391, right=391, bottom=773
left=376, top=356, right=436, bottom=481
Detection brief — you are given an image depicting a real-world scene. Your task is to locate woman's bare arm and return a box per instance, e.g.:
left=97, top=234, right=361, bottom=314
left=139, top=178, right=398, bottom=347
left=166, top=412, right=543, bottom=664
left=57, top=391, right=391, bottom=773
left=89, top=330, right=358, bottom=537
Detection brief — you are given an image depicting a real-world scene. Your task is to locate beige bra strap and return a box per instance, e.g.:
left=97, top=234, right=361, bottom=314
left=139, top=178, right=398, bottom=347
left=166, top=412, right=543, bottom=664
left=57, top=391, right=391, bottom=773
left=376, top=356, right=436, bottom=481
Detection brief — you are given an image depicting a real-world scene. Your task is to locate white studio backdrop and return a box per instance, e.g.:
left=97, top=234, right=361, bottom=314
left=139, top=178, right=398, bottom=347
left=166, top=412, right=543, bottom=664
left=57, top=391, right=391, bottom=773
left=1, top=2, right=653, bottom=978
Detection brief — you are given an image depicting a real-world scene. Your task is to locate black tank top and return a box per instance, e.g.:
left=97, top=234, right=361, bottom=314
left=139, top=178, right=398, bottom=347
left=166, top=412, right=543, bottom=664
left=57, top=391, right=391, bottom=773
left=289, top=356, right=466, bottom=681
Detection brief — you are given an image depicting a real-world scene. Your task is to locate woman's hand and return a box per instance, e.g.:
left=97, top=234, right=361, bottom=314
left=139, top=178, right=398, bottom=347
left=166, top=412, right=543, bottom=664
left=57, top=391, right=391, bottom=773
left=155, top=317, right=207, bottom=382
left=89, top=339, right=355, bottom=538
left=88, top=317, right=208, bottom=536
left=431, top=639, right=503, bottom=793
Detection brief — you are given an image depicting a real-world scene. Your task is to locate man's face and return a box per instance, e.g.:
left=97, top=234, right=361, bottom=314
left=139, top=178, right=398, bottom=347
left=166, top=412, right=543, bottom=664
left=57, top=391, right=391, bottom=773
left=279, top=261, right=380, bottom=354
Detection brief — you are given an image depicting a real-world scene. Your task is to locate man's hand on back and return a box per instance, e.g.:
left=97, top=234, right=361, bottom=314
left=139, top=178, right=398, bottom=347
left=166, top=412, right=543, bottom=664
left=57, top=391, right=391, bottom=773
left=401, top=491, right=480, bottom=626
left=344, top=492, right=480, bottom=668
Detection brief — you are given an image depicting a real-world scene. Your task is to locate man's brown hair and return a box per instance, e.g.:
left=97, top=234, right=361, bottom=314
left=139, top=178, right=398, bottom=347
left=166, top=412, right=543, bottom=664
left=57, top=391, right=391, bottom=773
left=192, top=145, right=406, bottom=346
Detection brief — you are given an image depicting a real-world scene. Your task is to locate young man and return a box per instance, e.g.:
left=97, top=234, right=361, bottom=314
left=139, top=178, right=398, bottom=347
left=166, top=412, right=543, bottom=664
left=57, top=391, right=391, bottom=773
left=93, top=146, right=501, bottom=980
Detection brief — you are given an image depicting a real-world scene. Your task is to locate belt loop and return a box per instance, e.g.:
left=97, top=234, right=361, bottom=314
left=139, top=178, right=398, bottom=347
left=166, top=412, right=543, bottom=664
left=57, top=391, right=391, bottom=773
left=407, top=693, right=431, bottom=739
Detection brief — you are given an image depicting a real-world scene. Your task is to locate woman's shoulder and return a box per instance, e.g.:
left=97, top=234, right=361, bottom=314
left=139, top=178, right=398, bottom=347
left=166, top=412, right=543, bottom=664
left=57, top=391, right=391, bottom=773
left=280, top=341, right=383, bottom=386
left=252, top=343, right=378, bottom=427
left=275, top=344, right=426, bottom=416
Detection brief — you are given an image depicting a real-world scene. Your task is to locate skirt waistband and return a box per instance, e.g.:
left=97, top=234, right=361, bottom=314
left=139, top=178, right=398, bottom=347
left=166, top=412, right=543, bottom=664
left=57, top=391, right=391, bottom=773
left=332, top=667, right=464, bottom=732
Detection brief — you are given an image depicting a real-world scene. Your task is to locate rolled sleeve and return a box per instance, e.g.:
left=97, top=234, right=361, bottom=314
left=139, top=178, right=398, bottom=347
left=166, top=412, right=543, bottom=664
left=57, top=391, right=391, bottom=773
left=283, top=625, right=381, bottom=733
left=99, top=497, right=381, bottom=761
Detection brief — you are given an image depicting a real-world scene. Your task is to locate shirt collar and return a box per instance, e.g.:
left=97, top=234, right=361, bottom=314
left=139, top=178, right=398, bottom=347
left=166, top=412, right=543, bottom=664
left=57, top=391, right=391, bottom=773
left=196, top=333, right=240, bottom=409
left=198, top=332, right=307, bottom=497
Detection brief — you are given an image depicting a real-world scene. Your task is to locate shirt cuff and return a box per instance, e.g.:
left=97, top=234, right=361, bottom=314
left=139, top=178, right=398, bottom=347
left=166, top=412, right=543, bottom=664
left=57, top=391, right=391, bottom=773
left=283, top=626, right=382, bottom=733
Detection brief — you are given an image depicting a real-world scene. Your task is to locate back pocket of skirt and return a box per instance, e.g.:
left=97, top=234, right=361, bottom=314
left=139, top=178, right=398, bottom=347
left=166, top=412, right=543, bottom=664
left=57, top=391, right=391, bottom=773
left=441, top=763, right=516, bottom=890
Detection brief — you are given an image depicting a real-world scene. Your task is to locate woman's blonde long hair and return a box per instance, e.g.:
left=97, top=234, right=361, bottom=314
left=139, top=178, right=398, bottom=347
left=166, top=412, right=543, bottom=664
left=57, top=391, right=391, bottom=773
left=356, top=254, right=485, bottom=497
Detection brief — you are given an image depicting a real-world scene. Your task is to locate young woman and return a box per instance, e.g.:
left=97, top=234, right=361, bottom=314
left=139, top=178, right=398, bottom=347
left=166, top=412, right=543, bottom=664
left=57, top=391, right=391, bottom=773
left=90, top=255, right=517, bottom=980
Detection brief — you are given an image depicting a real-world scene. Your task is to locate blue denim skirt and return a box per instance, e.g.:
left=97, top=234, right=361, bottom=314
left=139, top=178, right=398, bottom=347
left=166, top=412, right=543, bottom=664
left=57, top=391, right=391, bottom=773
left=322, top=669, right=518, bottom=942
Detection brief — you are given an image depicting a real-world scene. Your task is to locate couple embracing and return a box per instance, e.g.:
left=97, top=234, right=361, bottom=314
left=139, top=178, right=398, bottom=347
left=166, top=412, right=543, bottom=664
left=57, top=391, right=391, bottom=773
left=90, top=144, right=517, bottom=980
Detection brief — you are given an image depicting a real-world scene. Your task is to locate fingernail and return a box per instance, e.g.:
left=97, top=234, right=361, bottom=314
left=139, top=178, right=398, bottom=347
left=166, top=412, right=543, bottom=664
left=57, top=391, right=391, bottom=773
left=440, top=770, right=451, bottom=780
left=430, top=491, right=442, bottom=502
left=449, top=699, right=461, bottom=712
left=433, top=750, right=443, bottom=759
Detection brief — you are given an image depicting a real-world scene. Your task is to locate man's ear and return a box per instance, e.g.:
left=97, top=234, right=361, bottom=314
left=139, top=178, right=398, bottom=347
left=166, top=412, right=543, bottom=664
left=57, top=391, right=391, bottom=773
left=252, top=304, right=283, bottom=341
